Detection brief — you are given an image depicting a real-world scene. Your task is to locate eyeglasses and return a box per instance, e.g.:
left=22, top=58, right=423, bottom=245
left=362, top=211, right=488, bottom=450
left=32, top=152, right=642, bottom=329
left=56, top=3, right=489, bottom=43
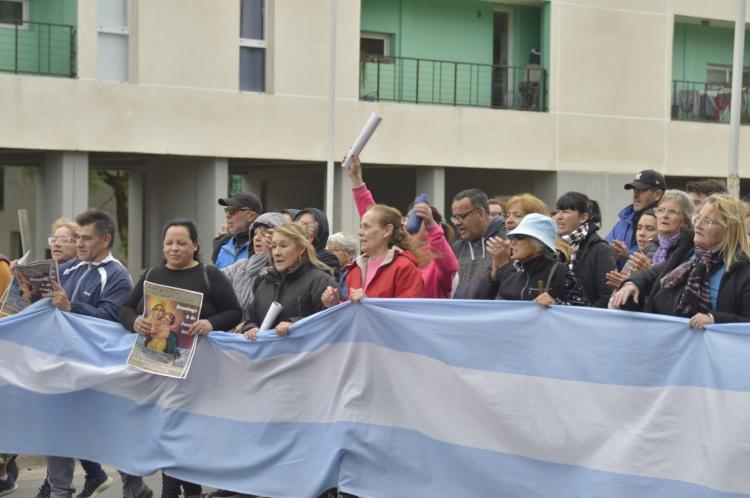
left=48, top=236, right=76, bottom=245
left=224, top=207, right=252, bottom=215
left=296, top=221, right=318, bottom=233
left=691, top=214, right=719, bottom=229
left=450, top=207, right=477, bottom=224
left=655, top=207, right=680, bottom=217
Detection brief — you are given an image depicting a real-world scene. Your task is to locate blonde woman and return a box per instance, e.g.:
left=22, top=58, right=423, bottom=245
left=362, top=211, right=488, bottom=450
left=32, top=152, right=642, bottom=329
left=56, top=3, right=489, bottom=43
left=243, top=223, right=337, bottom=340
left=611, top=194, right=750, bottom=326
left=49, top=218, right=79, bottom=264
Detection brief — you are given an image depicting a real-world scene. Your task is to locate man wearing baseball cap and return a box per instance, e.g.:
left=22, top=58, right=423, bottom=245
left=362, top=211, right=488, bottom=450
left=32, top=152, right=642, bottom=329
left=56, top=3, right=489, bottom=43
left=604, top=169, right=666, bottom=269
left=214, top=192, right=262, bottom=269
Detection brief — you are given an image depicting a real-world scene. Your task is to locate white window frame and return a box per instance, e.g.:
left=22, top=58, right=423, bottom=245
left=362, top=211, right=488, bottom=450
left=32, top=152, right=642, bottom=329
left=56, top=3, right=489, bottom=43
left=361, top=32, right=390, bottom=57
left=97, top=0, right=131, bottom=82
left=706, top=63, right=750, bottom=90
left=239, top=0, right=267, bottom=92
left=0, top=0, right=29, bottom=29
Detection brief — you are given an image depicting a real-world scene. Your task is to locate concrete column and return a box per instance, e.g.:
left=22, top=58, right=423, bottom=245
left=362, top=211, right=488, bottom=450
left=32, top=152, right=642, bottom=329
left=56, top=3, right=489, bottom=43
left=142, top=156, right=228, bottom=267
left=37, top=152, right=89, bottom=260
left=416, top=166, right=446, bottom=217
left=332, top=164, right=359, bottom=237
left=127, top=169, right=144, bottom=272
left=539, top=171, right=634, bottom=236
left=195, top=158, right=229, bottom=257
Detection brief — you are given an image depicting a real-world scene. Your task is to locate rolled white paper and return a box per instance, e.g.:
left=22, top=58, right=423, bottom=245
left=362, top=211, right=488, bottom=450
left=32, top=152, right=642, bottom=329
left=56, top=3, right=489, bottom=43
left=341, top=112, right=383, bottom=169
left=259, top=301, right=284, bottom=332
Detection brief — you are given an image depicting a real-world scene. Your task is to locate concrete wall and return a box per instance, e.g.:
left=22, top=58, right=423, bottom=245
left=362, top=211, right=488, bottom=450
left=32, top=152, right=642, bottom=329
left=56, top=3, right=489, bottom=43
left=0, top=167, right=38, bottom=259
left=2, top=0, right=750, bottom=244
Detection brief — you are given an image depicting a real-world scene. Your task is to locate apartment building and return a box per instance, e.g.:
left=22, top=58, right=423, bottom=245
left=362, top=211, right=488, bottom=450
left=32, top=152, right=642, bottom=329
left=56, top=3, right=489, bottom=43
left=1, top=0, right=749, bottom=271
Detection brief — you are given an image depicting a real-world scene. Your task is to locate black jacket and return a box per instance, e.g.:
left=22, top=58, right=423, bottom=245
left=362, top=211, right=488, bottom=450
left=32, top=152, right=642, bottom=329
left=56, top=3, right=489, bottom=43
left=571, top=231, right=616, bottom=308
left=495, top=255, right=589, bottom=306
left=294, top=208, right=340, bottom=276
left=627, top=252, right=750, bottom=323
left=245, top=258, right=337, bottom=330
left=622, top=229, right=695, bottom=314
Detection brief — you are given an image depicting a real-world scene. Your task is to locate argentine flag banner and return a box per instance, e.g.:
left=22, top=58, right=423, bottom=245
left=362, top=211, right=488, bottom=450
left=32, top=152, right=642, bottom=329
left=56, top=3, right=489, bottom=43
left=1, top=299, right=750, bottom=497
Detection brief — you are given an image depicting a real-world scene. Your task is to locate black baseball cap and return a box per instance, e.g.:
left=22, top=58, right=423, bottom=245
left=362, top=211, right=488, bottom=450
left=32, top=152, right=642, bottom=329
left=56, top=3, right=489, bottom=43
left=624, top=170, right=667, bottom=190
left=218, top=192, right=263, bottom=213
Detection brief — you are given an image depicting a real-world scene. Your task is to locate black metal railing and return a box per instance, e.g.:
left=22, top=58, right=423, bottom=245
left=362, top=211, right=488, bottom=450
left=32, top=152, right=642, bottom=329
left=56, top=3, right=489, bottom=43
left=0, top=19, right=76, bottom=77
left=360, top=54, right=548, bottom=111
left=672, top=79, right=750, bottom=124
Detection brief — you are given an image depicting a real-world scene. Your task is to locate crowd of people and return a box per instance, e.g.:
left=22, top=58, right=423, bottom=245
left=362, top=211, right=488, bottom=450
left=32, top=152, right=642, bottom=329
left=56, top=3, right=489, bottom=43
left=2, top=158, right=750, bottom=498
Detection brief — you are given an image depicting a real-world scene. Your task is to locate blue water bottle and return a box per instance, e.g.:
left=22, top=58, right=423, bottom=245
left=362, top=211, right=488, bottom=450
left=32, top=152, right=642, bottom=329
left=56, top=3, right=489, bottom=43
left=406, top=193, right=429, bottom=234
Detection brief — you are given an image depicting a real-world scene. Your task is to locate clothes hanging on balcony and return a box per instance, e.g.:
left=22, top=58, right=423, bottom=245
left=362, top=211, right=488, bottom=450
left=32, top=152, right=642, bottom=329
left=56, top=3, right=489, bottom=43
left=700, top=93, right=718, bottom=121
left=677, top=90, right=700, bottom=116
left=716, top=93, right=732, bottom=122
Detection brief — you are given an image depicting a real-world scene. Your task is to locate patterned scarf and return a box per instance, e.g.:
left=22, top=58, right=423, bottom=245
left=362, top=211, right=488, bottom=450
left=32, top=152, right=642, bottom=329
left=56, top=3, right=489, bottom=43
left=561, top=223, right=589, bottom=270
left=659, top=248, right=723, bottom=317
left=651, top=231, right=681, bottom=266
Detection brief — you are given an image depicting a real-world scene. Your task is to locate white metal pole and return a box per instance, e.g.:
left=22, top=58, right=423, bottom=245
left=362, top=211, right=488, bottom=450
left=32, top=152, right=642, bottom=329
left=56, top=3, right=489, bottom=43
left=728, top=0, right=746, bottom=198
left=325, top=0, right=338, bottom=226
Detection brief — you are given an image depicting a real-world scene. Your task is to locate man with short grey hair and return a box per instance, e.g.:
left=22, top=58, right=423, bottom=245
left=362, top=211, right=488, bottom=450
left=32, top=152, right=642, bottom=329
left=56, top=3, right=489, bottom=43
left=451, top=188, right=506, bottom=299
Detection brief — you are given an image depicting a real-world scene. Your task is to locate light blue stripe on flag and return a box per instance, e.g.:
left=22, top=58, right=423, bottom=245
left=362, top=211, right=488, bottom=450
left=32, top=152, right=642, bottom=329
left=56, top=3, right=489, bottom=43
left=1, top=300, right=750, bottom=497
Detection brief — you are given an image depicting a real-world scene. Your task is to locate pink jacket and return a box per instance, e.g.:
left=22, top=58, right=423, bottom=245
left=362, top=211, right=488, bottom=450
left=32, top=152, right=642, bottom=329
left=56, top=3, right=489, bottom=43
left=353, top=184, right=458, bottom=298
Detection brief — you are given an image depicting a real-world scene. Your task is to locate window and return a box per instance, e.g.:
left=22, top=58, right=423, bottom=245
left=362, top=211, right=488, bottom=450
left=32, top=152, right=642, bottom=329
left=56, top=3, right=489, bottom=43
left=0, top=0, right=27, bottom=27
left=240, top=0, right=266, bottom=92
left=98, top=0, right=130, bottom=82
left=706, top=64, right=750, bottom=90
left=361, top=32, right=390, bottom=57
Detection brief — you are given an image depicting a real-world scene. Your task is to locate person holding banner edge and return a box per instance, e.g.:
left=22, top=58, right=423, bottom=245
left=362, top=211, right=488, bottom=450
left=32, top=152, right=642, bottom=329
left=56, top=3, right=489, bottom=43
left=321, top=204, right=425, bottom=307
left=243, top=223, right=336, bottom=341
left=119, top=218, right=241, bottom=498
left=345, top=155, right=457, bottom=298
left=610, top=194, right=750, bottom=326
left=487, top=213, right=589, bottom=306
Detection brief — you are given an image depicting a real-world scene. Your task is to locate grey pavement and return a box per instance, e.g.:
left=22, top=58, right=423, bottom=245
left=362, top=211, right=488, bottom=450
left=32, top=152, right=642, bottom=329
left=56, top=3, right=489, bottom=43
left=12, top=459, right=220, bottom=498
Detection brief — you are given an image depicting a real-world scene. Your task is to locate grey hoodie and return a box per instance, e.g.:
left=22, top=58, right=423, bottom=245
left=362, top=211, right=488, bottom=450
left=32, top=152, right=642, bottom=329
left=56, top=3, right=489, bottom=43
left=222, top=212, right=287, bottom=320
left=451, top=216, right=506, bottom=299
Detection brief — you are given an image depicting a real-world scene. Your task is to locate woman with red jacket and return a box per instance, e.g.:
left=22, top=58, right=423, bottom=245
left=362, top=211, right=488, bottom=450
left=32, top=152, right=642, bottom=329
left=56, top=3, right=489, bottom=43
left=346, top=155, right=458, bottom=298
left=322, top=204, right=425, bottom=305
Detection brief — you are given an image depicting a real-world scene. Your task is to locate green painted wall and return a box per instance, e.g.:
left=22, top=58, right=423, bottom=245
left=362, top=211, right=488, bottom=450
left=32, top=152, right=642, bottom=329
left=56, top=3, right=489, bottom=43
left=361, top=0, right=546, bottom=107
left=672, top=22, right=750, bottom=83
left=541, top=1, right=550, bottom=71
left=0, top=0, right=76, bottom=76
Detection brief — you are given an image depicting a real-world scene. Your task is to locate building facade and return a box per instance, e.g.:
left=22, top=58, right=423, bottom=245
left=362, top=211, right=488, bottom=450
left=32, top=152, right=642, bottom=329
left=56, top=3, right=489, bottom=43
left=1, top=0, right=750, bottom=271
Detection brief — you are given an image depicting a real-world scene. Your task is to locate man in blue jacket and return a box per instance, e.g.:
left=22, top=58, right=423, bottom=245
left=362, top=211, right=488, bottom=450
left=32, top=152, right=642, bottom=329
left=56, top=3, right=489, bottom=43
left=44, top=209, right=152, bottom=498
left=604, top=170, right=666, bottom=269
left=214, top=192, right=262, bottom=269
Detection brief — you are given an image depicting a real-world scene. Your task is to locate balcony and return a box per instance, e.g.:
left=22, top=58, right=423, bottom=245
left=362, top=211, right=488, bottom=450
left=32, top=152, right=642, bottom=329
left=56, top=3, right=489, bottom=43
left=360, top=54, right=548, bottom=112
left=0, top=19, right=76, bottom=77
left=672, top=80, right=750, bottom=124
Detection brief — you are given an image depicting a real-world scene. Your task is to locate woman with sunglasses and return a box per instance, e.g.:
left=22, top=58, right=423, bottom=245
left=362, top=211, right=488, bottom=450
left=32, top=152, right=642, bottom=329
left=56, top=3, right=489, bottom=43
left=610, top=195, right=750, bottom=326
left=489, top=213, right=588, bottom=306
